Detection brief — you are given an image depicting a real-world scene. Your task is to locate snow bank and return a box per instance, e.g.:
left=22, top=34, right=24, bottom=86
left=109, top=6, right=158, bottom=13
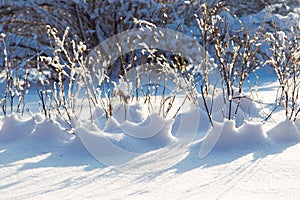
left=199, top=119, right=267, bottom=157
left=29, top=118, right=73, bottom=146
left=268, top=119, right=300, bottom=143
left=111, top=102, right=146, bottom=124
left=92, top=102, right=149, bottom=131
left=0, top=115, right=35, bottom=142
left=77, top=108, right=177, bottom=167
left=173, top=108, right=208, bottom=138
left=119, top=113, right=169, bottom=139
left=1, top=100, right=300, bottom=167
left=0, top=114, right=79, bottom=152
left=199, top=115, right=300, bottom=158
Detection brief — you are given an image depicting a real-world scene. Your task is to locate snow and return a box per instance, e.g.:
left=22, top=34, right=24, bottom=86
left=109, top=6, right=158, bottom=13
left=0, top=115, right=34, bottom=142
left=1, top=113, right=300, bottom=199
left=199, top=119, right=267, bottom=157
left=1, top=2, right=300, bottom=200
left=1, top=81, right=300, bottom=199
left=268, top=119, right=300, bottom=143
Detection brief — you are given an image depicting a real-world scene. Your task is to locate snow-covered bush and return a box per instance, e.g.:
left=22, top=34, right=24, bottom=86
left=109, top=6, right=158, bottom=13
left=0, top=33, right=30, bottom=116
left=193, top=0, right=264, bottom=126
left=0, top=0, right=198, bottom=72
left=87, top=0, right=196, bottom=36
left=35, top=26, right=88, bottom=133
left=0, top=0, right=94, bottom=72
left=264, top=21, right=300, bottom=121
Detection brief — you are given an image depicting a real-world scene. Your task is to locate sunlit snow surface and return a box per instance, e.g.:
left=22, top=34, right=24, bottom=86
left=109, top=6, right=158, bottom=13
left=1, top=108, right=300, bottom=199
left=1, top=6, right=300, bottom=200
left=1, top=69, right=300, bottom=199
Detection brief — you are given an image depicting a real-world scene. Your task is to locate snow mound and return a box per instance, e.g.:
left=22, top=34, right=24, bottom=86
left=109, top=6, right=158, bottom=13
left=104, top=117, right=120, bottom=132
left=29, top=119, right=73, bottom=146
left=77, top=111, right=177, bottom=167
left=199, top=119, right=267, bottom=157
left=111, top=103, right=146, bottom=123
left=93, top=103, right=148, bottom=131
left=119, top=113, right=163, bottom=138
left=0, top=115, right=35, bottom=142
left=172, top=108, right=208, bottom=141
left=268, top=119, right=300, bottom=143
left=113, top=118, right=176, bottom=153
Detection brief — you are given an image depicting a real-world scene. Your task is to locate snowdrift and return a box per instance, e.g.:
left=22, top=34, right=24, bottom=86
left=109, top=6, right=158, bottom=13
left=1, top=96, right=299, bottom=170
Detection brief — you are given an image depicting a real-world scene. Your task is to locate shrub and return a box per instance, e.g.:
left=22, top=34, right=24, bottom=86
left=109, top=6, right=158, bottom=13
left=264, top=21, right=300, bottom=121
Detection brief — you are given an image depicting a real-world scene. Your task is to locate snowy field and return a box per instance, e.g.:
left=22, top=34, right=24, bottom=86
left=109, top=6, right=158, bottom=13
left=1, top=72, right=300, bottom=200
left=1, top=135, right=300, bottom=200
left=1, top=1, right=300, bottom=200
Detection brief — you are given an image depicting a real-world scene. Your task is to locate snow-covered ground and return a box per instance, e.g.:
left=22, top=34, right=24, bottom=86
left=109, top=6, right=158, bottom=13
left=1, top=2, right=300, bottom=200
left=1, top=77, right=300, bottom=200
left=1, top=136, right=300, bottom=200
